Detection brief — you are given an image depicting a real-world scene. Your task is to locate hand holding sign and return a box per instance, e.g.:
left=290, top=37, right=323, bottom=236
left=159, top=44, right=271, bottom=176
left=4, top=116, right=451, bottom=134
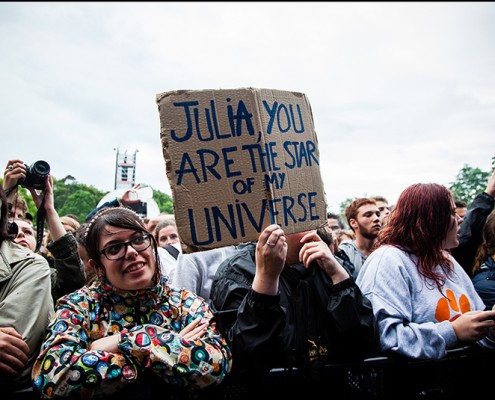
left=156, top=88, right=327, bottom=252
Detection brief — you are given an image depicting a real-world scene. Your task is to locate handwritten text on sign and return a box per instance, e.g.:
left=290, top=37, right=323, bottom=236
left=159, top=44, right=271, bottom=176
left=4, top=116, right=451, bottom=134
left=158, top=89, right=326, bottom=248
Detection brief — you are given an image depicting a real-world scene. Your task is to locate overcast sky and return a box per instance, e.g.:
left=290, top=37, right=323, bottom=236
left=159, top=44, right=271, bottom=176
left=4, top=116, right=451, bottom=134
left=1, top=2, right=494, bottom=212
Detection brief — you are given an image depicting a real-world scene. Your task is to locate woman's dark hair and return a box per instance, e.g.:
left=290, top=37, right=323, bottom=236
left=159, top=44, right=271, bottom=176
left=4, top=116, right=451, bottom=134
left=84, top=207, right=161, bottom=281
left=377, top=183, right=454, bottom=292
left=472, top=211, right=495, bottom=275
left=74, top=223, right=88, bottom=246
left=317, top=226, right=335, bottom=247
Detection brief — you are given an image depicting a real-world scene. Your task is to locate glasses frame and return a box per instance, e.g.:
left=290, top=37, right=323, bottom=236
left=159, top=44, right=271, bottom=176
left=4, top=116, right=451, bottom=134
left=99, top=233, right=153, bottom=261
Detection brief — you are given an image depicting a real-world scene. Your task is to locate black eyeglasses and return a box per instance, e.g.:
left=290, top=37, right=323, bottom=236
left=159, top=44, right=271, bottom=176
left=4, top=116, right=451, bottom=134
left=99, top=234, right=152, bottom=260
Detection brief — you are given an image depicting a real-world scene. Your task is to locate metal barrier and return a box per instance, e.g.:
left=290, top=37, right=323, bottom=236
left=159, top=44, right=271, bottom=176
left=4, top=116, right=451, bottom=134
left=201, top=345, right=493, bottom=399
left=13, top=346, right=493, bottom=399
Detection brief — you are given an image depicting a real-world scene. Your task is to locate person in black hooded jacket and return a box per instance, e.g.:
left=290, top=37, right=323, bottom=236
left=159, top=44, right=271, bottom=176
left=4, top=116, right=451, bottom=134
left=209, top=223, right=379, bottom=392
left=452, top=168, right=495, bottom=276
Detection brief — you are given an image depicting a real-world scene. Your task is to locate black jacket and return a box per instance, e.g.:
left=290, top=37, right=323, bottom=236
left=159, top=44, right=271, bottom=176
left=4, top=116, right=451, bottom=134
left=452, top=192, right=494, bottom=276
left=472, top=256, right=495, bottom=309
left=209, top=243, right=379, bottom=381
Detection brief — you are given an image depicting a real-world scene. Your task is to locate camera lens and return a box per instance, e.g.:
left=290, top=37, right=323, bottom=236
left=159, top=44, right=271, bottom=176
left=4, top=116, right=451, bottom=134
left=19, top=160, right=50, bottom=190
left=31, top=160, right=50, bottom=175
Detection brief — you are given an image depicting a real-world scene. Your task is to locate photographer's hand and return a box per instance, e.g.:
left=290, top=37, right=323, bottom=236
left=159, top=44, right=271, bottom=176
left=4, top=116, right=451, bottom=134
left=2, top=159, right=26, bottom=200
left=484, top=169, right=495, bottom=198
left=30, top=175, right=66, bottom=242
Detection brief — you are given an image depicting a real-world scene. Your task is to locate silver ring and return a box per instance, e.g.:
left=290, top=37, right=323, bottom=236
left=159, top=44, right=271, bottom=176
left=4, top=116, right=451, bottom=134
left=8, top=165, right=13, bottom=171
left=266, top=241, right=274, bottom=247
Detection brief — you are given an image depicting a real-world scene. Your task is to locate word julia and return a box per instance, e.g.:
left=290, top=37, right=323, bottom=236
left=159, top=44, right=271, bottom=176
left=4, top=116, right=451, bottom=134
left=169, top=98, right=307, bottom=141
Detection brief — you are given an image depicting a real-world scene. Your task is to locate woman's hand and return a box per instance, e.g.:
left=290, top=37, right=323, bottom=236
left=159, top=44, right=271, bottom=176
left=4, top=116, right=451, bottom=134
left=89, top=335, right=120, bottom=352
left=180, top=318, right=209, bottom=340
left=253, top=224, right=287, bottom=296
left=89, top=319, right=210, bottom=353
left=299, top=230, right=349, bottom=284
left=451, top=310, right=495, bottom=342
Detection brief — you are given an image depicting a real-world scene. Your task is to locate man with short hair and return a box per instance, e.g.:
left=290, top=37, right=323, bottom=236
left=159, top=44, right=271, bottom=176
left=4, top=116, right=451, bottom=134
left=371, top=195, right=391, bottom=227
left=327, top=211, right=345, bottom=230
left=340, top=198, right=381, bottom=279
left=454, top=200, right=468, bottom=219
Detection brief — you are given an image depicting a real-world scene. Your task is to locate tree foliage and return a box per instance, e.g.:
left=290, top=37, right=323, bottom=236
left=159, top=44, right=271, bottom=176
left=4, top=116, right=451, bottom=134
left=1, top=175, right=175, bottom=223
left=449, top=166, right=489, bottom=205
left=152, top=188, right=174, bottom=214
left=449, top=156, right=494, bottom=206
left=339, top=197, right=355, bottom=215
left=53, top=176, right=107, bottom=222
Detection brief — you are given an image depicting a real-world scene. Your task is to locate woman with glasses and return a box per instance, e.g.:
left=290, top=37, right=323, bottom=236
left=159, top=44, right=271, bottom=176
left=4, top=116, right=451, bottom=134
left=32, top=207, right=232, bottom=399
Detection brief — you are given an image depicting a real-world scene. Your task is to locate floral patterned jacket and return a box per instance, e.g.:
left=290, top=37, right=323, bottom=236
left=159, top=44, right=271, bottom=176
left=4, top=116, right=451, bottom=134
left=32, top=276, right=232, bottom=398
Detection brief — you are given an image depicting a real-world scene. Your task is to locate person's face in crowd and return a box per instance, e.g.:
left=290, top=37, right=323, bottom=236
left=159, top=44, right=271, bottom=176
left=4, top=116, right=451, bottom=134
left=351, top=204, right=381, bottom=240
left=62, top=222, right=77, bottom=233
left=284, top=230, right=308, bottom=264
left=336, top=230, right=354, bottom=245
left=157, top=225, right=180, bottom=247
left=455, top=206, right=467, bottom=219
left=327, top=229, right=339, bottom=253
left=13, top=209, right=25, bottom=219
left=443, top=201, right=463, bottom=250
left=327, top=218, right=341, bottom=231
left=95, top=225, right=155, bottom=290
left=375, top=200, right=391, bottom=227
left=14, top=219, right=36, bottom=251
left=146, top=218, right=160, bottom=234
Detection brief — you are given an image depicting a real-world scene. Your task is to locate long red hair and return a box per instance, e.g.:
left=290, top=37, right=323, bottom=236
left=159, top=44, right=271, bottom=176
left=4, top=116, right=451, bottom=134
left=377, top=183, right=454, bottom=291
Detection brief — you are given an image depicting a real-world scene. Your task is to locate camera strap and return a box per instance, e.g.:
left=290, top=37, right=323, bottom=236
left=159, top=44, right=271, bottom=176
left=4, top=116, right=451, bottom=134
left=35, top=195, right=46, bottom=253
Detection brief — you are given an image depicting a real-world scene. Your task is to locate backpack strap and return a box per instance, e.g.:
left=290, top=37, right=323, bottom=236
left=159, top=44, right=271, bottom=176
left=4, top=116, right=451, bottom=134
left=162, top=244, right=180, bottom=260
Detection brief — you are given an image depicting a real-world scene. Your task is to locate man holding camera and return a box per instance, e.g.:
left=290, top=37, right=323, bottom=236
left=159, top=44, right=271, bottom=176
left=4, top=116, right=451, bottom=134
left=0, top=160, right=54, bottom=392
left=3, top=158, right=86, bottom=297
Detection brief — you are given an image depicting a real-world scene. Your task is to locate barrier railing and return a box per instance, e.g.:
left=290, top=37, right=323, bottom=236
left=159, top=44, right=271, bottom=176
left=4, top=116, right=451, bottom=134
left=14, top=345, right=494, bottom=399
left=199, top=345, right=493, bottom=399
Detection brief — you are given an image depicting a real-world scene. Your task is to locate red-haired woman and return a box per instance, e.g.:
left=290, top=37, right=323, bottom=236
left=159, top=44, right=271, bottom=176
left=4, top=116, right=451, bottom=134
left=356, top=183, right=495, bottom=359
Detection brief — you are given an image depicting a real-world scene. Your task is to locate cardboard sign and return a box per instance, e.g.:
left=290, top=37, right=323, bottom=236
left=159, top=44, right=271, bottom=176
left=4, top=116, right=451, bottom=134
left=156, top=88, right=327, bottom=252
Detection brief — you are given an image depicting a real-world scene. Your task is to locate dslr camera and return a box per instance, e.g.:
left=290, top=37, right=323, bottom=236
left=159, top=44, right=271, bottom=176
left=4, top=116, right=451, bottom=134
left=18, top=160, right=50, bottom=190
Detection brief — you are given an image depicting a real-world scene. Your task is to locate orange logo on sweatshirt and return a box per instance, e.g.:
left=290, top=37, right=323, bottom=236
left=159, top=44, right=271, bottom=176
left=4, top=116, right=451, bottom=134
left=435, top=289, right=471, bottom=322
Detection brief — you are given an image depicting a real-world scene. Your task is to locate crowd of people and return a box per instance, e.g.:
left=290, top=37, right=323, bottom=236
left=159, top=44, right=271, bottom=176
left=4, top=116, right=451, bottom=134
left=1, top=157, right=495, bottom=399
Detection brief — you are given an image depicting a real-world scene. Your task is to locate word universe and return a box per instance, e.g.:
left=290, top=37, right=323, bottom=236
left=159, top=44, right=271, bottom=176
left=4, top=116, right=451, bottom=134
left=187, top=191, right=321, bottom=246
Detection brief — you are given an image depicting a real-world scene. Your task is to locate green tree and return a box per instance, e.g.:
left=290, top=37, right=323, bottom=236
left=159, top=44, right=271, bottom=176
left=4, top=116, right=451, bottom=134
left=152, top=188, right=174, bottom=214
left=339, top=197, right=355, bottom=215
left=53, top=176, right=107, bottom=222
left=449, top=158, right=494, bottom=206
left=1, top=176, right=176, bottom=221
